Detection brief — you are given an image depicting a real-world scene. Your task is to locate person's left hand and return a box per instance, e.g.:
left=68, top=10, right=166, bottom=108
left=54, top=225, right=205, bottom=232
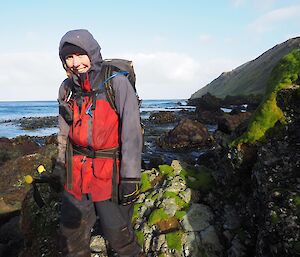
left=48, top=161, right=66, bottom=192
left=118, top=178, right=140, bottom=205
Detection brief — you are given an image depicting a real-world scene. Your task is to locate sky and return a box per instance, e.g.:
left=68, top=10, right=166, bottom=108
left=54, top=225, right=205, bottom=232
left=1, top=0, right=300, bottom=101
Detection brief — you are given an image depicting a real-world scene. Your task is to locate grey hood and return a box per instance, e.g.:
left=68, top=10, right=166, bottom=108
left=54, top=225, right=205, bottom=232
left=59, top=29, right=103, bottom=88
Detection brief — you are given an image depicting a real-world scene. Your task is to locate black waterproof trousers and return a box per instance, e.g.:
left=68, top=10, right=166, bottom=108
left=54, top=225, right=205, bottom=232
left=59, top=191, right=141, bottom=257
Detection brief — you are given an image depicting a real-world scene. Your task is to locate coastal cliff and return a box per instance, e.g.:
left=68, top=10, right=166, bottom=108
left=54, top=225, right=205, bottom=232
left=190, top=37, right=300, bottom=99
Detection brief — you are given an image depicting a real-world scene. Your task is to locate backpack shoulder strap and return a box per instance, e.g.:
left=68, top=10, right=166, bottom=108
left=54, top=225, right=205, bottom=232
left=100, top=63, right=129, bottom=113
left=101, top=63, right=117, bottom=112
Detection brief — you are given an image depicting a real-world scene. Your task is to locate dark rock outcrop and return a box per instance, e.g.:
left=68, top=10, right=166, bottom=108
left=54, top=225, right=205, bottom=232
left=190, top=93, right=222, bottom=111
left=157, top=119, right=211, bottom=150
left=217, top=111, right=252, bottom=134
left=216, top=86, right=300, bottom=257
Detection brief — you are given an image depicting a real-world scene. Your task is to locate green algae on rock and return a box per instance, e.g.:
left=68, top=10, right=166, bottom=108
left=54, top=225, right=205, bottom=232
left=234, top=49, right=300, bottom=145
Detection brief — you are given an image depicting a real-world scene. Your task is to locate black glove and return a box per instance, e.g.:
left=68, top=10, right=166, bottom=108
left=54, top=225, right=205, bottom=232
left=118, top=178, right=140, bottom=205
left=48, top=161, right=66, bottom=192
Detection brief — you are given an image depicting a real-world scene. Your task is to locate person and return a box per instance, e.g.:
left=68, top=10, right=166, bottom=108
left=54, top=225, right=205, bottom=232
left=53, top=29, right=143, bottom=257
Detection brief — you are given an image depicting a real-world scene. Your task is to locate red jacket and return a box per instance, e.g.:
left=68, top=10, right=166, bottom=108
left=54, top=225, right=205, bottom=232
left=57, top=30, right=142, bottom=202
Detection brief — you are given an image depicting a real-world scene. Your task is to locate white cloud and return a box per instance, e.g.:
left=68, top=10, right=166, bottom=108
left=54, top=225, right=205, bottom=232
left=249, top=4, right=300, bottom=33
left=118, top=51, right=242, bottom=99
left=0, top=52, right=65, bottom=101
left=0, top=50, right=244, bottom=101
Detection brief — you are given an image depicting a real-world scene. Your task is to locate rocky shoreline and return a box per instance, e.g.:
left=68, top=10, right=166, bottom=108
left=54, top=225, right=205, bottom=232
left=0, top=116, right=58, bottom=131
left=0, top=89, right=299, bottom=257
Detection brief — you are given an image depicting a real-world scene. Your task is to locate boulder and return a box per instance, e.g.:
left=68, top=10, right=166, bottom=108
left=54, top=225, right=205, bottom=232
left=190, top=93, right=222, bottom=112
left=181, top=203, right=213, bottom=232
left=196, top=110, right=224, bottom=125
left=158, top=119, right=211, bottom=150
left=217, top=112, right=251, bottom=134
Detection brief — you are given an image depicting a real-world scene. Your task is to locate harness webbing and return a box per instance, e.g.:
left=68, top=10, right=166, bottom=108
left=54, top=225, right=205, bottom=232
left=71, top=144, right=120, bottom=203
left=72, top=145, right=120, bottom=159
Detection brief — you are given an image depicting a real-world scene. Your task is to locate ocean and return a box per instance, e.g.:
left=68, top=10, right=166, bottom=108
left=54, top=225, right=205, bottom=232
left=0, top=100, right=195, bottom=138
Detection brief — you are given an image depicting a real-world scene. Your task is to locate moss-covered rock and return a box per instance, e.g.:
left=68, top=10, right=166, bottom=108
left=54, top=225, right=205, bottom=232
left=180, top=165, right=215, bottom=192
left=133, top=160, right=221, bottom=256
left=234, top=49, right=300, bottom=145
left=148, top=208, right=170, bottom=226
left=165, top=230, right=184, bottom=252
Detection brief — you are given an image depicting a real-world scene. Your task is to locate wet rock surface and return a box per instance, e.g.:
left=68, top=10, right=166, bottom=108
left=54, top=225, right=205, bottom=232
left=148, top=111, right=178, bottom=124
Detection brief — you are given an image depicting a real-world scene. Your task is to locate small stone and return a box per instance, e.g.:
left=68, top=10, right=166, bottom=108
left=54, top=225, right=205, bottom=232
left=156, top=217, right=180, bottom=233
left=180, top=188, right=192, bottom=203
left=151, top=234, right=166, bottom=252
left=144, top=198, right=155, bottom=208
left=90, top=235, right=108, bottom=255
left=171, top=160, right=183, bottom=174
left=165, top=176, right=187, bottom=193
left=160, top=197, right=178, bottom=216
left=181, top=203, right=214, bottom=232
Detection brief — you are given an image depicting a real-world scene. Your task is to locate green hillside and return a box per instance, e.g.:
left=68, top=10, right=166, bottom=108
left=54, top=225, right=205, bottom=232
left=190, top=37, right=300, bottom=99
left=234, top=49, right=300, bottom=145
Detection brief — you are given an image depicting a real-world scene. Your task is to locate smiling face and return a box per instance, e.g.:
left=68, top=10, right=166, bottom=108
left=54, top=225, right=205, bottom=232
left=65, top=54, right=91, bottom=74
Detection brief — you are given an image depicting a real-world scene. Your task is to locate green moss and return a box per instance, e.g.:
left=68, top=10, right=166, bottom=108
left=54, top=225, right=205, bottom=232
left=146, top=192, right=159, bottom=201
left=134, top=230, right=144, bottom=247
left=166, top=230, right=183, bottom=251
left=270, top=210, right=279, bottom=224
left=140, top=172, right=152, bottom=193
left=233, top=49, right=300, bottom=145
left=181, top=166, right=215, bottom=192
left=175, top=210, right=187, bottom=220
left=293, top=196, right=300, bottom=218
left=293, top=196, right=300, bottom=206
left=159, top=164, right=174, bottom=176
left=132, top=203, right=143, bottom=222
left=158, top=253, right=166, bottom=257
left=148, top=208, right=170, bottom=226
left=163, top=191, right=189, bottom=209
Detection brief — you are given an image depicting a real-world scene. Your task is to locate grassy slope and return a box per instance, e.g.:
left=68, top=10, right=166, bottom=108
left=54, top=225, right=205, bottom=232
left=233, top=49, right=300, bottom=145
left=191, top=37, right=300, bottom=99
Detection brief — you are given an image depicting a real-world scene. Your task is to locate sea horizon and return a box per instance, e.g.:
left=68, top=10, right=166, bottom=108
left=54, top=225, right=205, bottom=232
left=0, top=99, right=194, bottom=138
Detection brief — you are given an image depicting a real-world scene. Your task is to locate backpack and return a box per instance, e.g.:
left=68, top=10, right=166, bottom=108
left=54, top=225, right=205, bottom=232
left=101, top=58, right=140, bottom=111
left=101, top=59, right=144, bottom=149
